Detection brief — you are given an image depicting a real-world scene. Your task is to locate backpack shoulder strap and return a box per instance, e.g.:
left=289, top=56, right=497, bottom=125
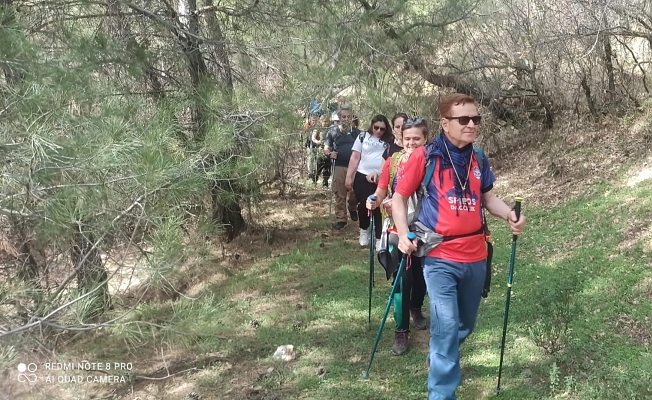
left=473, top=145, right=491, bottom=233
left=422, top=155, right=437, bottom=188
left=358, top=131, right=366, bottom=143
left=387, top=151, right=403, bottom=193
left=473, top=145, right=484, bottom=173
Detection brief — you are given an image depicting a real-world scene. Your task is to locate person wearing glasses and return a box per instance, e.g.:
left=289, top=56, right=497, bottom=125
left=391, top=94, right=526, bottom=399
left=324, top=103, right=361, bottom=230
left=366, top=117, right=430, bottom=355
left=344, top=114, right=393, bottom=247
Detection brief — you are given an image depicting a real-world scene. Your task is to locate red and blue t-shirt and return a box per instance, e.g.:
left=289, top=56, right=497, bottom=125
left=394, top=146, right=495, bottom=262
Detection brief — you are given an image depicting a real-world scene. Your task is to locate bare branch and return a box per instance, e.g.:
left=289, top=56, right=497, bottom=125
left=195, top=0, right=259, bottom=18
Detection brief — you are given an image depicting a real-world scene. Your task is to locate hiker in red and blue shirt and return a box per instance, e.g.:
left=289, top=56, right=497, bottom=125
left=392, top=93, right=526, bottom=400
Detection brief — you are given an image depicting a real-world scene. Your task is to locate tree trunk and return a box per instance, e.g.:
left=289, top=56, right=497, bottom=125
left=106, top=0, right=165, bottom=100
left=71, top=227, right=111, bottom=321
left=580, top=73, right=598, bottom=117
left=602, top=15, right=616, bottom=99
left=17, top=240, right=40, bottom=283
left=529, top=67, right=554, bottom=128
left=201, top=0, right=248, bottom=238
left=202, top=0, right=234, bottom=100
left=211, top=185, right=245, bottom=241
left=178, top=0, right=209, bottom=141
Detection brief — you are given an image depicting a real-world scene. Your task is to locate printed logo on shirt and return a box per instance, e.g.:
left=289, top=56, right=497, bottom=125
left=365, top=136, right=386, bottom=149
left=447, top=195, right=477, bottom=212
left=473, top=166, right=481, bottom=180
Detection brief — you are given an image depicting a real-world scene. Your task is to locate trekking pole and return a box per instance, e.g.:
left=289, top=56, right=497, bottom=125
left=314, top=149, right=319, bottom=186
left=363, top=232, right=417, bottom=379
left=329, top=159, right=335, bottom=215
left=495, top=197, right=523, bottom=394
left=366, top=195, right=377, bottom=330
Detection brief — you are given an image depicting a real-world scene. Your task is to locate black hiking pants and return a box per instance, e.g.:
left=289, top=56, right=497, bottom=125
left=393, top=253, right=427, bottom=331
left=316, top=156, right=331, bottom=183
left=352, top=172, right=382, bottom=239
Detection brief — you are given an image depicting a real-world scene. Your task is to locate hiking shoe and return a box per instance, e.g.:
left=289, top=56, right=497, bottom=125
left=349, top=209, right=358, bottom=222
left=334, top=221, right=347, bottom=230
left=410, top=308, right=428, bottom=330
left=392, top=330, right=409, bottom=355
left=322, top=181, right=329, bottom=189
left=359, top=229, right=370, bottom=246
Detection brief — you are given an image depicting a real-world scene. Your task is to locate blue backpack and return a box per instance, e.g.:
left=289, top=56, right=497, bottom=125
left=308, top=101, right=322, bottom=116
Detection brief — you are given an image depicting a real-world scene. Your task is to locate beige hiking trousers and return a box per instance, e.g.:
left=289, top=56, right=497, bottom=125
left=332, top=165, right=358, bottom=223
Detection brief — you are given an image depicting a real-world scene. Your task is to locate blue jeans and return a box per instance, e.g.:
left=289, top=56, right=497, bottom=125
left=423, top=257, right=486, bottom=400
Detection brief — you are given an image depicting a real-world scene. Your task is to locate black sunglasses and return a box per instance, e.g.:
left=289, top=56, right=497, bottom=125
left=445, top=116, right=482, bottom=125
left=372, top=125, right=386, bottom=131
left=404, top=117, right=424, bottom=127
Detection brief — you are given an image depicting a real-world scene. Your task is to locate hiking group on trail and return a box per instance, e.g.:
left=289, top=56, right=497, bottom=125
left=303, top=94, right=527, bottom=400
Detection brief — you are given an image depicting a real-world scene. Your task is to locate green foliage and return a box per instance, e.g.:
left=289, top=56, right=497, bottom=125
left=0, top=344, right=17, bottom=370
left=549, top=362, right=560, bottom=394
left=526, top=271, right=581, bottom=355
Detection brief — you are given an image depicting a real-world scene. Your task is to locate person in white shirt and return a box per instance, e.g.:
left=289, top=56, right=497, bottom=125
left=345, top=114, right=394, bottom=246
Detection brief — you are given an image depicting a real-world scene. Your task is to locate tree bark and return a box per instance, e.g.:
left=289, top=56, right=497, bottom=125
left=529, top=67, right=554, bottom=128
left=180, top=0, right=245, bottom=239
left=202, top=0, right=234, bottom=100
left=602, top=14, right=616, bottom=99
left=202, top=0, right=250, bottom=240
left=211, top=185, right=245, bottom=241
left=580, top=73, right=598, bottom=117
left=178, top=0, right=209, bottom=141
left=71, top=226, right=111, bottom=321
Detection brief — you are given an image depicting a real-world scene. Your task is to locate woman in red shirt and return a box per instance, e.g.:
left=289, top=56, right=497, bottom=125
left=366, top=118, right=429, bottom=356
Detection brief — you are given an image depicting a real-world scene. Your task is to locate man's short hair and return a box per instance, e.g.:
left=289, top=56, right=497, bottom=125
left=439, top=94, right=477, bottom=117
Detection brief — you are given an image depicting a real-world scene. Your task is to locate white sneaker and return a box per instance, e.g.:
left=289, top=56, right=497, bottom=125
left=359, top=229, right=370, bottom=247
left=375, top=239, right=381, bottom=250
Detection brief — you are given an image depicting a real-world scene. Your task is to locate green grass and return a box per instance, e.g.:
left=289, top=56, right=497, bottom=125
left=64, top=178, right=652, bottom=399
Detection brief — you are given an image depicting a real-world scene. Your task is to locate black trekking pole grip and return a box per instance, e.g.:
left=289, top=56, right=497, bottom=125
left=511, top=197, right=523, bottom=241
left=513, top=197, right=522, bottom=221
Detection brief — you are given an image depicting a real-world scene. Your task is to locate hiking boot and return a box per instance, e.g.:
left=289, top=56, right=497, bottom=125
left=334, top=221, right=347, bottom=230
left=410, top=308, right=428, bottom=330
left=322, top=181, right=329, bottom=190
left=392, top=330, right=409, bottom=355
left=359, top=229, right=370, bottom=247
left=349, top=209, right=358, bottom=222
